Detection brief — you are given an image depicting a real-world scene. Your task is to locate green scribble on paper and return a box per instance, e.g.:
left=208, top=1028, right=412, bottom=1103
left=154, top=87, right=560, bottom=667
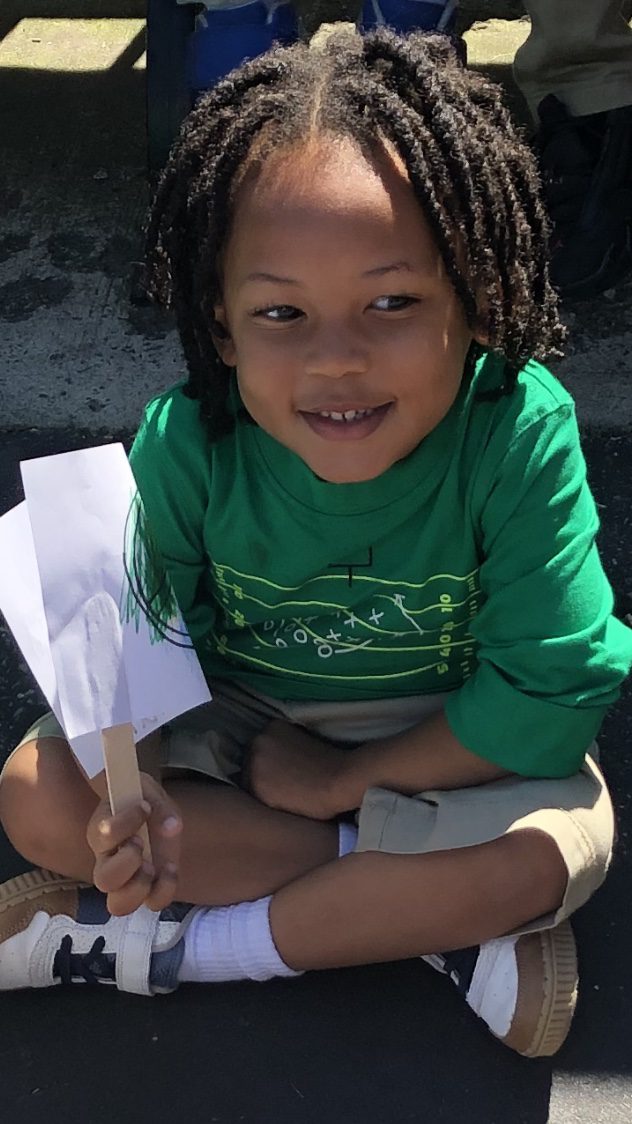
left=121, top=492, right=180, bottom=645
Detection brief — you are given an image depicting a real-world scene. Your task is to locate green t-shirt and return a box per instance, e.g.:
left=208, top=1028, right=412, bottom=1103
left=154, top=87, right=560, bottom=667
left=130, top=351, right=632, bottom=778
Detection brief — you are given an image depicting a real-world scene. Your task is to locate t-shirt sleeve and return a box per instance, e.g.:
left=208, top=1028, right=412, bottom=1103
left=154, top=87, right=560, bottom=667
left=128, top=391, right=216, bottom=649
left=444, top=401, right=632, bottom=777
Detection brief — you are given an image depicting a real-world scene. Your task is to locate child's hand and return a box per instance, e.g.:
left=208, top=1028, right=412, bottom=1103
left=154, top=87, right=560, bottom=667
left=244, top=719, right=351, bottom=820
left=86, top=772, right=182, bottom=917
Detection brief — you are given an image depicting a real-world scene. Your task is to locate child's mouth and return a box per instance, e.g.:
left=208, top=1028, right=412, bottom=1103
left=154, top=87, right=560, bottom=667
left=299, top=403, right=392, bottom=440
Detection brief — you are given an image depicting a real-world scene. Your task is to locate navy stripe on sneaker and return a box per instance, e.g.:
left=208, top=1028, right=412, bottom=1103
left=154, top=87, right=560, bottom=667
left=76, top=887, right=111, bottom=925
left=427, top=945, right=479, bottom=996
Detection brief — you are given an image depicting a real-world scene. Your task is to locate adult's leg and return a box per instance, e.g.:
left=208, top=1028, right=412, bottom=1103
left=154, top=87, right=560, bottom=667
left=516, top=0, right=632, bottom=119
left=516, top=2, right=632, bottom=297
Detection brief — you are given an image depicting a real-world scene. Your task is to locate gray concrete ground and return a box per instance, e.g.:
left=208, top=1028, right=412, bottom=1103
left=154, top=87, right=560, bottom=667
left=1, top=5, right=632, bottom=1122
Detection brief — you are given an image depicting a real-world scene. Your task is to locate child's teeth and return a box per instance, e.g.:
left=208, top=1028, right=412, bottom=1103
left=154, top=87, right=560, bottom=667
left=318, top=408, right=375, bottom=421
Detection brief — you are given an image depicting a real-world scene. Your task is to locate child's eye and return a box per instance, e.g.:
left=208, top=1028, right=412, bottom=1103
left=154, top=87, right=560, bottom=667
left=371, top=295, right=419, bottom=312
left=252, top=305, right=302, bottom=322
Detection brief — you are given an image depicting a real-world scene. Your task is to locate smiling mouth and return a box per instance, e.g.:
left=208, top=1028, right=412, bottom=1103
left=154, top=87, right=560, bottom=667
left=313, top=407, right=379, bottom=422
left=298, top=402, right=393, bottom=440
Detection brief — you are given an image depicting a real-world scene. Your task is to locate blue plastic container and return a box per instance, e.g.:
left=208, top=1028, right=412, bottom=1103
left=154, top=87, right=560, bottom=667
left=186, top=0, right=457, bottom=95
left=187, top=1, right=298, bottom=93
left=361, top=0, right=457, bottom=34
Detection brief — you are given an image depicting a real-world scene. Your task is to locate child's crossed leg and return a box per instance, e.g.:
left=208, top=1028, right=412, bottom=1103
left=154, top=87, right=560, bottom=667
left=0, top=684, right=613, bottom=1059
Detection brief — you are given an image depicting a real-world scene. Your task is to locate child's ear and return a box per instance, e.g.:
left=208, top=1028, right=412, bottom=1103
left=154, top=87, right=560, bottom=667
left=211, top=305, right=237, bottom=367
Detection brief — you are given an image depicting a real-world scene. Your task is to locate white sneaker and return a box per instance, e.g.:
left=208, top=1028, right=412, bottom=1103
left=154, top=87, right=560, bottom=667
left=0, top=868, right=197, bottom=995
left=422, top=921, right=578, bottom=1057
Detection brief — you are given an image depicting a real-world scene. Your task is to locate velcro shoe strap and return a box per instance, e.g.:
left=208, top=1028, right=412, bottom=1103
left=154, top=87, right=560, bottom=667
left=115, top=905, right=161, bottom=995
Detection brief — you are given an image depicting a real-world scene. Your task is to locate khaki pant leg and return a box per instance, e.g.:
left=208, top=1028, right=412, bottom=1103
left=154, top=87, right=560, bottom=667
left=356, top=753, right=614, bottom=936
left=516, top=0, right=632, bottom=119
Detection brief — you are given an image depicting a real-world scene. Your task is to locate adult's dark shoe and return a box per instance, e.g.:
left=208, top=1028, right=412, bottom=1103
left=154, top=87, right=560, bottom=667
left=536, top=94, right=632, bottom=300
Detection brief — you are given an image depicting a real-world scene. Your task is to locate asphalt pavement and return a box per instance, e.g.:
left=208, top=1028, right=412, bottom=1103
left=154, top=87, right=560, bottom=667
left=1, top=5, right=632, bottom=1122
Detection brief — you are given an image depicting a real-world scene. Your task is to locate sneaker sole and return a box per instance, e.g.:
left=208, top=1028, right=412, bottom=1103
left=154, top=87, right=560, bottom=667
left=0, top=868, right=88, bottom=914
left=501, top=920, right=578, bottom=1058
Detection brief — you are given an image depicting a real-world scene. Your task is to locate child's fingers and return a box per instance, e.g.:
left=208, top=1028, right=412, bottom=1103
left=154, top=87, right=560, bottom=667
left=151, top=809, right=182, bottom=870
left=86, top=799, right=151, bottom=858
left=141, top=785, right=183, bottom=889
left=106, top=865, right=155, bottom=918
left=144, top=863, right=179, bottom=913
left=86, top=778, right=183, bottom=915
left=93, top=836, right=149, bottom=894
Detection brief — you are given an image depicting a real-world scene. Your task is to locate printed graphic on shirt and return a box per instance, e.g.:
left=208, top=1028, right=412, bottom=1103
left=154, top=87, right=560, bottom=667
left=205, top=560, right=481, bottom=689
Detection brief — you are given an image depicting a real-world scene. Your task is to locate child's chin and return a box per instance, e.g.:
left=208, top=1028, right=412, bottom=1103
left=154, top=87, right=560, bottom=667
left=309, top=458, right=392, bottom=485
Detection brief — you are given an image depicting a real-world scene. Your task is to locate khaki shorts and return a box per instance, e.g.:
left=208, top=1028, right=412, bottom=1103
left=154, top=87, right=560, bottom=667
left=8, top=679, right=615, bottom=937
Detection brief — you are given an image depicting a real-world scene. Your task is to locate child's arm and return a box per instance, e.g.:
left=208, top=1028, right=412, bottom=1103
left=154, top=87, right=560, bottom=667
left=337, top=709, right=509, bottom=799
left=245, top=712, right=507, bottom=820
left=441, top=397, right=631, bottom=780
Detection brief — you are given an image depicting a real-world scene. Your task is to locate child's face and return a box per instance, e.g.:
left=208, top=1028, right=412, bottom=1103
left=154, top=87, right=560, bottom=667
left=214, top=136, right=475, bottom=483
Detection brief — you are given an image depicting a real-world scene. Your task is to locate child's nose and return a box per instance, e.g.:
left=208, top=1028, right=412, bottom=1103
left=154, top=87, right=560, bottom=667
left=304, top=326, right=369, bottom=379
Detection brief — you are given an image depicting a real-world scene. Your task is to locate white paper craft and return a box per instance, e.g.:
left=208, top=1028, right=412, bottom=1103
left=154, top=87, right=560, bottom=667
left=0, top=444, right=210, bottom=785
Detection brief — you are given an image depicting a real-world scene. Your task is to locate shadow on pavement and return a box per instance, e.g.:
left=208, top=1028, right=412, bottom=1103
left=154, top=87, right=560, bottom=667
left=0, top=69, right=146, bottom=171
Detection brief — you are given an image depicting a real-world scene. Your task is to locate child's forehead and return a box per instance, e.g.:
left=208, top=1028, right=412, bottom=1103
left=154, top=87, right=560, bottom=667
left=223, top=134, right=448, bottom=285
left=236, top=133, right=412, bottom=215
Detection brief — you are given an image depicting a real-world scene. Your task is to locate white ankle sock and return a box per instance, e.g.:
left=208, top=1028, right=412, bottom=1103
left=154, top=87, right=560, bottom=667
left=177, top=826, right=357, bottom=984
left=338, top=821, right=358, bottom=857
left=178, top=895, right=302, bottom=984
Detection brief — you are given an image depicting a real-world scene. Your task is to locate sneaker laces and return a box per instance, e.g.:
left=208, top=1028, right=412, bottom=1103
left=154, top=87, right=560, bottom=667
left=54, top=934, right=113, bottom=986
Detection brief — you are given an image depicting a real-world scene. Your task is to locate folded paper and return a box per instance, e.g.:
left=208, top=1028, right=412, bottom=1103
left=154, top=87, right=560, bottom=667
left=0, top=443, right=210, bottom=778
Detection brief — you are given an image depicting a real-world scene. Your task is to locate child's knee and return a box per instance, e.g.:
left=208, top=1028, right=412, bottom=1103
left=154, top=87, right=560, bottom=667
left=497, top=828, right=569, bottom=918
left=0, top=737, right=94, bottom=866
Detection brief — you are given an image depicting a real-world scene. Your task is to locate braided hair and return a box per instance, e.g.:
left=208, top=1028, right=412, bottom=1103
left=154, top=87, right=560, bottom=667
left=145, top=26, right=565, bottom=439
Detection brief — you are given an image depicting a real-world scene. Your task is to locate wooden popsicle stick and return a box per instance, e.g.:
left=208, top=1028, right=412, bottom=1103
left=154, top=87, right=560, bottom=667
left=101, top=721, right=152, bottom=862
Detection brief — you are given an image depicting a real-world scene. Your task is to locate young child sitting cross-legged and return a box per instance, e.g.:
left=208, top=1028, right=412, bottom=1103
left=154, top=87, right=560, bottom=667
left=0, top=26, right=630, bottom=1058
